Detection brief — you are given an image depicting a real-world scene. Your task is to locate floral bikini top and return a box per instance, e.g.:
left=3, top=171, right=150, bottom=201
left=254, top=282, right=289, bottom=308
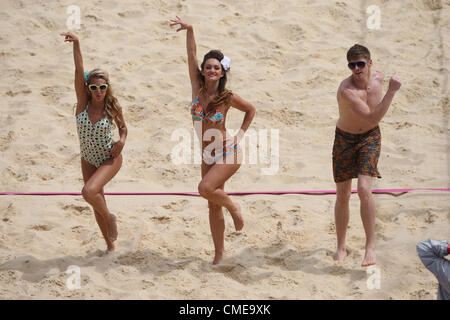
left=190, top=96, right=224, bottom=125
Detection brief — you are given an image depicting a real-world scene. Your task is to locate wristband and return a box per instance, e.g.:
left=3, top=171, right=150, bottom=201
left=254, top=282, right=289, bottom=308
left=447, top=244, right=450, bottom=255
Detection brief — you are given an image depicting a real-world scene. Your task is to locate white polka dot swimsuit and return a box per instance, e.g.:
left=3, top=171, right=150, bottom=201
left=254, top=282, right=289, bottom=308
left=76, top=105, right=113, bottom=168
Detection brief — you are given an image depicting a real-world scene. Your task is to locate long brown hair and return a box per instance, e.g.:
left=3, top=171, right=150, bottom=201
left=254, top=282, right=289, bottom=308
left=199, top=50, right=232, bottom=112
left=86, top=68, right=124, bottom=128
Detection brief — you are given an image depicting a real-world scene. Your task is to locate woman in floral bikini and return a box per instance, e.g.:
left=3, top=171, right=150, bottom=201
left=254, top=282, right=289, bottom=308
left=170, top=16, right=256, bottom=264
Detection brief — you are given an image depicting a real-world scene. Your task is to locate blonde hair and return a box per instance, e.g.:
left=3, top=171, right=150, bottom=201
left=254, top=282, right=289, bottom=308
left=86, top=68, right=124, bottom=129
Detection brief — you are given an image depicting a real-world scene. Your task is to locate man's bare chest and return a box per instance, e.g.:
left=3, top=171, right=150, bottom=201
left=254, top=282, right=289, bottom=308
left=354, top=85, right=382, bottom=108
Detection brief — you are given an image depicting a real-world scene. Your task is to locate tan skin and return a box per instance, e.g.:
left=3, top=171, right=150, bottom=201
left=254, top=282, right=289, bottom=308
left=170, top=16, right=256, bottom=264
left=61, top=32, right=128, bottom=252
left=334, top=56, right=401, bottom=266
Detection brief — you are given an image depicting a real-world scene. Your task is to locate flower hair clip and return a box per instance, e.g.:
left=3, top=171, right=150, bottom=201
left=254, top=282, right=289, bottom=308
left=221, top=56, right=231, bottom=71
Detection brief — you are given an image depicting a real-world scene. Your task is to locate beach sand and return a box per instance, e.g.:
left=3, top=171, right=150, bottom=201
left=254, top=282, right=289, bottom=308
left=0, top=0, right=449, bottom=299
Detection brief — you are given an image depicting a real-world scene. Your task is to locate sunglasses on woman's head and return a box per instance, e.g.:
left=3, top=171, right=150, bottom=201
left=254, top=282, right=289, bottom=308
left=348, top=61, right=367, bottom=70
left=88, top=84, right=108, bottom=91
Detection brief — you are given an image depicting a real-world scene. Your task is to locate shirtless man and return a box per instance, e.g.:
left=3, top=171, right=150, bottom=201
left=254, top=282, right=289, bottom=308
left=333, top=44, right=401, bottom=266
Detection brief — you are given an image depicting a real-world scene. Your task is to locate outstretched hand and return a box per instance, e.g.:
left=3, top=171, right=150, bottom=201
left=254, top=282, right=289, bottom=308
left=169, top=16, right=192, bottom=32
left=60, top=32, right=79, bottom=43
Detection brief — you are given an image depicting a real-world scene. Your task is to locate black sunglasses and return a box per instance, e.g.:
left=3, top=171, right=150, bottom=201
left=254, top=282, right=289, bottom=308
left=348, top=61, right=367, bottom=70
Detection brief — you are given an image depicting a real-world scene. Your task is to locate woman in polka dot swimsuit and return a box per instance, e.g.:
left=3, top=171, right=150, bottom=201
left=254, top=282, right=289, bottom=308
left=62, top=32, right=128, bottom=252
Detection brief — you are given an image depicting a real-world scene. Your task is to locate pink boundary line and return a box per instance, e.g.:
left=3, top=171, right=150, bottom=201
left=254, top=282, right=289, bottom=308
left=0, top=188, right=449, bottom=196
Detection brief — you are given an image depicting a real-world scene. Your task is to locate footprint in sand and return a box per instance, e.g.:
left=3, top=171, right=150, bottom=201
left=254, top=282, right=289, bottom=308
left=162, top=200, right=189, bottom=212
left=62, top=204, right=91, bottom=216
left=117, top=10, right=145, bottom=18
left=85, top=14, right=101, bottom=22
left=71, top=225, right=85, bottom=234
left=29, top=224, right=53, bottom=231
left=5, top=89, right=31, bottom=97
left=5, top=167, right=28, bottom=182
left=150, top=215, right=171, bottom=223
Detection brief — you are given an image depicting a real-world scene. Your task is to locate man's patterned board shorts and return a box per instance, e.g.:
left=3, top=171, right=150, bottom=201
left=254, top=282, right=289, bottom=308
left=332, top=126, right=382, bottom=183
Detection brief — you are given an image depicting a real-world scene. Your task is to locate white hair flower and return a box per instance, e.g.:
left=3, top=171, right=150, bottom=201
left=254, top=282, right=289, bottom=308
left=221, top=56, right=231, bottom=71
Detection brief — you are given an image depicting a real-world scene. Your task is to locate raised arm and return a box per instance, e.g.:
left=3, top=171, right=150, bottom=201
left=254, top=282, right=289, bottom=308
left=338, top=76, right=401, bottom=126
left=170, top=16, right=200, bottom=98
left=229, top=93, right=256, bottom=142
left=60, top=32, right=87, bottom=114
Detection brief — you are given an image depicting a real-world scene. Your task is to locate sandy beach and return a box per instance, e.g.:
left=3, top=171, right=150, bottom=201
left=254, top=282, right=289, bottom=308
left=0, top=0, right=449, bottom=299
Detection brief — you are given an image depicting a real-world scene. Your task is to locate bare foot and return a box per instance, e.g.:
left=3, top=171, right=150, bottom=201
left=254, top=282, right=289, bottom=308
left=362, top=248, right=376, bottom=267
left=230, top=203, right=244, bottom=231
left=108, top=214, right=118, bottom=242
left=212, top=251, right=227, bottom=265
left=333, top=248, right=349, bottom=262
left=106, top=239, right=115, bottom=252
